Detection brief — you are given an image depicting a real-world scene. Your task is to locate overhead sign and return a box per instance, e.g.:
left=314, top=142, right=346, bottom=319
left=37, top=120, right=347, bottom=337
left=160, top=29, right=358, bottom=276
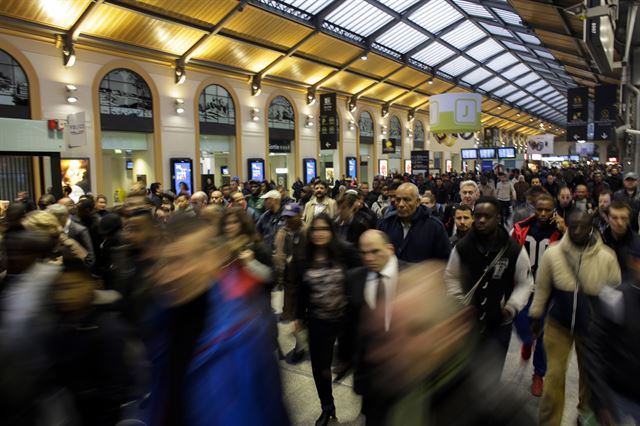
left=577, top=142, right=595, bottom=156
left=382, top=138, right=396, bottom=154
left=320, top=93, right=338, bottom=150
left=566, top=87, right=588, bottom=142
left=411, top=150, right=429, bottom=171
left=594, top=84, right=616, bottom=141
left=268, top=139, right=291, bottom=153
left=429, top=93, right=481, bottom=133
left=527, top=134, right=554, bottom=155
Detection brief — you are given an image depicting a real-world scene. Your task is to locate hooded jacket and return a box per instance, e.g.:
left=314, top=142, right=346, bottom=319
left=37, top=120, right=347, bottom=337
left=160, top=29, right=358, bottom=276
left=529, top=233, right=620, bottom=334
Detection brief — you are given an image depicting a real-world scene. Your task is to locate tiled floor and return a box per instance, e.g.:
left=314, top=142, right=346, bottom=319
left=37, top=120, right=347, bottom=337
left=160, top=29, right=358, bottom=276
left=274, top=291, right=580, bottom=426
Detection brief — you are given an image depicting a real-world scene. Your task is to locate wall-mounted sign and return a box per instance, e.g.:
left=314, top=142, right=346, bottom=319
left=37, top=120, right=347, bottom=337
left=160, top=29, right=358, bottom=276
left=411, top=150, right=429, bottom=171
left=60, top=158, right=90, bottom=202
left=67, top=111, right=86, bottom=148
left=566, top=87, right=588, bottom=141
left=382, top=138, right=396, bottom=154
left=170, top=158, right=193, bottom=196
left=527, top=134, right=554, bottom=154
left=576, top=142, right=595, bottom=156
left=594, top=84, right=616, bottom=141
left=303, top=158, right=317, bottom=184
left=248, top=158, right=265, bottom=182
left=320, top=93, right=338, bottom=150
left=429, top=93, right=481, bottom=133
left=268, top=139, right=291, bottom=153
left=346, top=156, right=357, bottom=179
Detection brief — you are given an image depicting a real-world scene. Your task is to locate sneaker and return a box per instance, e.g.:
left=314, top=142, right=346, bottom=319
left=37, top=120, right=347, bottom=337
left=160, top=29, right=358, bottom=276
left=531, top=374, right=543, bottom=397
left=521, top=344, right=532, bottom=361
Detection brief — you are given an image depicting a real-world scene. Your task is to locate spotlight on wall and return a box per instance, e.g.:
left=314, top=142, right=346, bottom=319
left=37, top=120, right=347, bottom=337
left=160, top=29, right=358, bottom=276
left=305, top=115, right=314, bottom=128
left=381, top=125, right=387, bottom=135
left=251, top=75, right=262, bottom=97
left=175, top=63, right=186, bottom=85
left=175, top=98, right=185, bottom=114
left=407, top=109, right=415, bottom=122
left=360, top=51, right=368, bottom=61
left=62, top=41, right=76, bottom=67
left=306, top=87, right=316, bottom=106
left=251, top=107, right=260, bottom=121
left=348, top=95, right=357, bottom=113
left=349, top=120, right=356, bottom=131
left=381, top=103, right=389, bottom=118
left=407, top=129, right=413, bottom=139
left=65, top=84, right=78, bottom=103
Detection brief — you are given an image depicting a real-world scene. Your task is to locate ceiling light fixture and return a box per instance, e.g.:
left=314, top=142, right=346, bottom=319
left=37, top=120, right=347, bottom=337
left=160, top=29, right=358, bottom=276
left=517, top=113, right=521, bottom=117
left=306, top=87, right=316, bottom=106
left=251, top=107, right=260, bottom=121
left=497, top=106, right=502, bottom=110
left=175, top=98, right=185, bottom=114
left=381, top=125, right=387, bottom=135
left=360, top=51, right=368, bottom=61
left=427, top=78, right=434, bottom=85
left=175, top=62, right=186, bottom=85
left=381, top=103, right=389, bottom=118
left=62, top=41, right=76, bottom=67
left=65, top=84, right=78, bottom=103
left=251, top=75, right=262, bottom=96
left=408, top=109, right=415, bottom=122
left=305, top=115, right=314, bottom=127
left=348, top=95, right=357, bottom=113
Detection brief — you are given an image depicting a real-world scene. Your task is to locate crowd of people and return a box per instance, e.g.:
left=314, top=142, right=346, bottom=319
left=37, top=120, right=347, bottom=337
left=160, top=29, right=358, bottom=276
left=0, top=162, right=638, bottom=425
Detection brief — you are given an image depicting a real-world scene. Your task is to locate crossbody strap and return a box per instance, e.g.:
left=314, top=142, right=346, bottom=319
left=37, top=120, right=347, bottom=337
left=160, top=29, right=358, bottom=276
left=461, top=243, right=509, bottom=306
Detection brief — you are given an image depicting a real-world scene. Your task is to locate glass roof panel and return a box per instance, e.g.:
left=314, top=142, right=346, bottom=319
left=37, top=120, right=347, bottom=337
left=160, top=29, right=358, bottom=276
left=480, top=22, right=513, bottom=38
left=379, top=0, right=422, bottom=12
left=502, top=40, right=528, bottom=53
left=409, top=0, right=463, bottom=35
left=325, top=0, right=394, bottom=37
left=527, top=80, right=547, bottom=91
left=411, top=41, right=455, bottom=66
left=518, top=96, right=534, bottom=105
left=502, top=63, right=530, bottom=79
left=519, top=54, right=542, bottom=64
left=439, top=56, right=476, bottom=77
left=466, top=38, right=504, bottom=61
left=517, top=32, right=541, bottom=45
left=375, top=22, right=430, bottom=53
left=480, top=76, right=506, bottom=91
left=492, top=8, right=524, bottom=26
left=514, top=73, right=539, bottom=86
left=283, top=0, right=335, bottom=14
left=486, top=52, right=519, bottom=71
left=441, top=20, right=485, bottom=49
left=461, top=67, right=493, bottom=85
left=494, top=85, right=518, bottom=97
left=537, top=87, right=555, bottom=97
left=456, top=0, right=494, bottom=19
left=506, top=91, right=526, bottom=102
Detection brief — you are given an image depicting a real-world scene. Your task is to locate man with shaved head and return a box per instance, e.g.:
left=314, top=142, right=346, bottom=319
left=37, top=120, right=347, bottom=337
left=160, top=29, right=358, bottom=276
left=377, top=182, right=451, bottom=262
left=347, top=229, right=406, bottom=424
left=190, top=191, right=208, bottom=216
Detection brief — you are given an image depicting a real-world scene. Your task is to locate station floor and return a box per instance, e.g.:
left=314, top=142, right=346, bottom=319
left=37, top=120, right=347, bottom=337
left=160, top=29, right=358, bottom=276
left=273, top=291, right=580, bottom=426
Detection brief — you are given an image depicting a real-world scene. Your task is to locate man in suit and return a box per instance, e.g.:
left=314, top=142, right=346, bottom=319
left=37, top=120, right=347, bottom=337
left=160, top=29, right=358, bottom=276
left=46, top=203, right=95, bottom=268
left=348, top=230, right=403, bottom=425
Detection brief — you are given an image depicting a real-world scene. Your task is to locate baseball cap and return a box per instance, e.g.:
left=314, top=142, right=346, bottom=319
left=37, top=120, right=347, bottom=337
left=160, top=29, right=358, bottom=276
left=260, top=189, right=281, bottom=200
left=282, top=203, right=301, bottom=217
left=624, top=172, right=638, bottom=181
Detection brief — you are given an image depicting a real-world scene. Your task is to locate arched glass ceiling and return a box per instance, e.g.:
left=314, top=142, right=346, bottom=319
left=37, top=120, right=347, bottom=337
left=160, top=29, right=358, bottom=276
left=255, top=0, right=575, bottom=125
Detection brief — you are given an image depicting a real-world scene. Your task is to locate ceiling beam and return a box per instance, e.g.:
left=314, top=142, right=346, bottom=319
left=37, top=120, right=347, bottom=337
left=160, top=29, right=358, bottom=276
left=354, top=65, right=405, bottom=97
left=257, top=29, right=318, bottom=78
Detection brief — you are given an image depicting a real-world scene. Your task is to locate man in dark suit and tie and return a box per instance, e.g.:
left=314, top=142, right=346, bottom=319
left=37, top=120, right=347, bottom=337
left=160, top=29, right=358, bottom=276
left=347, top=229, right=404, bottom=426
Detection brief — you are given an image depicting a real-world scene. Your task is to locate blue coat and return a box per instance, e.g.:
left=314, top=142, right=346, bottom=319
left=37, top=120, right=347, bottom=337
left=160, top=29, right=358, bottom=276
left=378, top=205, right=451, bottom=263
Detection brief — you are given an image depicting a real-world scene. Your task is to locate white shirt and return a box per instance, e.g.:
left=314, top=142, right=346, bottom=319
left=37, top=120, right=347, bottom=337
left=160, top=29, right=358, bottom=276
left=364, top=256, right=398, bottom=331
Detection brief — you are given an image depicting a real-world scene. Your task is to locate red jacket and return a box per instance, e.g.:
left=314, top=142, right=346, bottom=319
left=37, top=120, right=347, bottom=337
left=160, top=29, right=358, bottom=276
left=511, top=215, right=562, bottom=247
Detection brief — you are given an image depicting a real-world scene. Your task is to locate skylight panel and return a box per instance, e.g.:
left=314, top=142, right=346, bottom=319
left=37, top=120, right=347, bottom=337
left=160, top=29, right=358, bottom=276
left=495, top=84, right=518, bottom=97
left=283, top=0, right=334, bottom=15
left=502, top=40, right=528, bottom=53
left=517, top=32, right=541, bottom=45
left=518, top=96, right=534, bottom=105
left=461, top=67, right=493, bottom=85
left=411, top=41, right=455, bottom=66
left=519, top=54, right=542, bottom=64
left=375, top=22, right=429, bottom=53
left=528, top=80, right=547, bottom=91
left=480, top=22, right=512, bottom=38
left=325, top=0, right=394, bottom=37
left=410, top=0, right=463, bottom=35
left=492, top=8, right=524, bottom=26
left=537, top=87, right=555, bottom=97
left=441, top=20, right=485, bottom=49
left=506, top=91, right=527, bottom=103
left=480, top=76, right=507, bottom=91
left=456, top=0, right=494, bottom=19
left=502, top=63, right=530, bottom=79
left=466, top=39, right=503, bottom=61
left=514, top=73, right=539, bottom=86
left=379, top=0, right=422, bottom=12
left=486, top=52, right=519, bottom=71
left=439, top=56, right=476, bottom=77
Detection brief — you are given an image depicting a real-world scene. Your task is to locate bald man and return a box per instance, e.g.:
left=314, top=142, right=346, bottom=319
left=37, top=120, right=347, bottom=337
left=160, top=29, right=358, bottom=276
left=378, top=183, right=451, bottom=262
left=190, top=191, right=208, bottom=215
left=347, top=230, right=405, bottom=425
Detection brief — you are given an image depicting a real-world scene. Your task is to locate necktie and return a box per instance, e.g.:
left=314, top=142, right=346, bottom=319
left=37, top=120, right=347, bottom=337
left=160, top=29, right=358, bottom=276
left=375, top=273, right=386, bottom=331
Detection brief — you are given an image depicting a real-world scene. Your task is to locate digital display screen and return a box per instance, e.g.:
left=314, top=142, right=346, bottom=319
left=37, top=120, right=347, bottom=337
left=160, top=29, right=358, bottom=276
left=250, top=160, right=265, bottom=182
left=346, top=157, right=357, bottom=179
left=221, top=166, right=229, bottom=176
left=126, top=160, right=134, bottom=170
left=461, top=149, right=477, bottom=159
left=498, top=147, right=516, bottom=159
left=172, top=159, right=192, bottom=195
left=304, top=159, right=316, bottom=184
left=478, top=148, right=496, bottom=159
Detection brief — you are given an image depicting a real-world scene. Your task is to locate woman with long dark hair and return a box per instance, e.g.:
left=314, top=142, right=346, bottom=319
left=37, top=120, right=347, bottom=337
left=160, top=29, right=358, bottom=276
left=294, top=213, right=361, bottom=425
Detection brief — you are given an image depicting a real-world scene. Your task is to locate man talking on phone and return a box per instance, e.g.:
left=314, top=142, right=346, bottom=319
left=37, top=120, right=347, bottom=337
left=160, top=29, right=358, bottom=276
left=511, top=193, right=563, bottom=396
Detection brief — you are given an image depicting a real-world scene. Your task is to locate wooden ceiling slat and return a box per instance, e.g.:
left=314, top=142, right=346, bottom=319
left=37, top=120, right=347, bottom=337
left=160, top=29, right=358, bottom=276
left=297, top=33, right=362, bottom=67
left=119, top=0, right=238, bottom=27
left=364, top=83, right=408, bottom=102
left=0, top=0, right=92, bottom=29
left=348, top=53, right=403, bottom=80
left=192, top=36, right=283, bottom=73
left=388, top=67, right=430, bottom=88
left=269, top=57, right=334, bottom=86
left=323, top=72, right=377, bottom=94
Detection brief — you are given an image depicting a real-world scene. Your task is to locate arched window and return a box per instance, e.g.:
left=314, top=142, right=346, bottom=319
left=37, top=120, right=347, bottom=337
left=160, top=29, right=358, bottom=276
left=99, top=68, right=152, bottom=132
left=414, top=120, right=425, bottom=149
left=198, top=84, right=236, bottom=135
left=268, top=96, right=294, bottom=153
left=0, top=48, right=30, bottom=119
left=385, top=115, right=401, bottom=154
left=359, top=111, right=374, bottom=145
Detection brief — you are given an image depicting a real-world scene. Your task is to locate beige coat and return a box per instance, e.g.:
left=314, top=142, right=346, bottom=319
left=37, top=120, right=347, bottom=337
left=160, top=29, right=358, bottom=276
left=302, top=196, right=337, bottom=225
